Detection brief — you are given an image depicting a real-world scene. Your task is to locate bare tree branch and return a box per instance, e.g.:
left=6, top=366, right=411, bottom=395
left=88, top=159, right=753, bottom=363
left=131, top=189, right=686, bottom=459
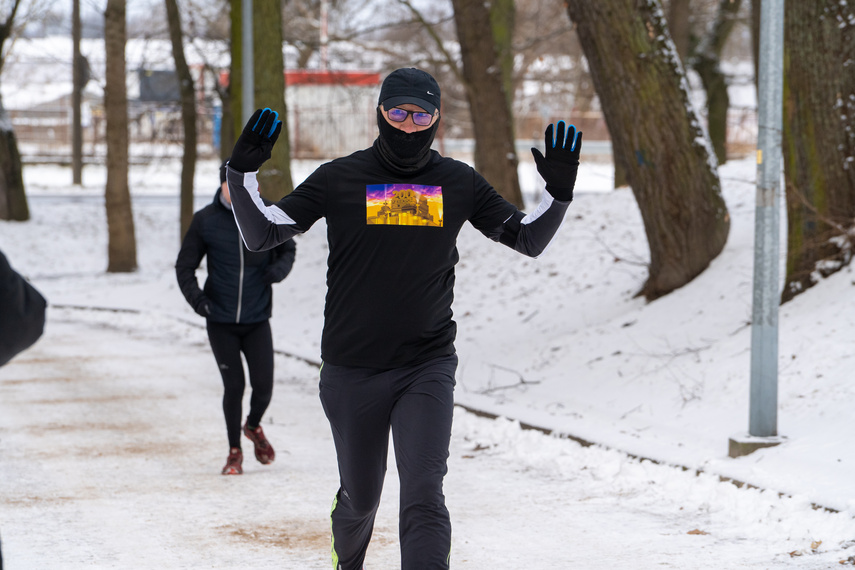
left=0, top=0, right=23, bottom=76
left=393, top=0, right=463, bottom=84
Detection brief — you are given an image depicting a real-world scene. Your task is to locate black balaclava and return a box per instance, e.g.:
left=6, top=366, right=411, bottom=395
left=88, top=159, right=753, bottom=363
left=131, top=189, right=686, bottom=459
left=373, top=67, right=442, bottom=174
left=374, top=108, right=439, bottom=174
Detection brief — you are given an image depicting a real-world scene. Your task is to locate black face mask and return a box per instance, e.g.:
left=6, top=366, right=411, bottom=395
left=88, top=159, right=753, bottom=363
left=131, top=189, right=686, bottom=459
left=374, top=108, right=439, bottom=174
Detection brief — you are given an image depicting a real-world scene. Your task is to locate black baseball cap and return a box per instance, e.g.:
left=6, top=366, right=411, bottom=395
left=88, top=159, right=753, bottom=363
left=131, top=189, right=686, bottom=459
left=378, top=68, right=441, bottom=115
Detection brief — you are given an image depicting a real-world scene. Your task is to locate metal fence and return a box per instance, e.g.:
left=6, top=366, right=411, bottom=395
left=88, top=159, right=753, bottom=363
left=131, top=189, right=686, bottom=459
left=10, top=101, right=218, bottom=164
left=9, top=102, right=756, bottom=165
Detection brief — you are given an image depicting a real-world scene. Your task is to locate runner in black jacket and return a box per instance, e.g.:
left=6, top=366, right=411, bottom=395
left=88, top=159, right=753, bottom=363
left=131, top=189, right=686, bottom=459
left=176, top=163, right=296, bottom=475
left=225, top=68, right=581, bottom=569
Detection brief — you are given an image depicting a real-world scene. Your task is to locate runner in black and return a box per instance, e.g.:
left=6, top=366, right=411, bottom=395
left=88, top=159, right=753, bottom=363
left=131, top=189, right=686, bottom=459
left=225, top=68, right=582, bottom=569
left=176, top=162, right=296, bottom=475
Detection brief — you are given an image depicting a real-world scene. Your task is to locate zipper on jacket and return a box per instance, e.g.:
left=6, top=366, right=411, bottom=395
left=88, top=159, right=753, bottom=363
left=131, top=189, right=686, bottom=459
left=236, top=237, right=244, bottom=323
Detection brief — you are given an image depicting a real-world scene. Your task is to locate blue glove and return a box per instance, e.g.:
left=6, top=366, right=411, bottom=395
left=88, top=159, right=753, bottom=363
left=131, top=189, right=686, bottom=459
left=531, top=121, right=582, bottom=202
left=229, top=108, right=282, bottom=173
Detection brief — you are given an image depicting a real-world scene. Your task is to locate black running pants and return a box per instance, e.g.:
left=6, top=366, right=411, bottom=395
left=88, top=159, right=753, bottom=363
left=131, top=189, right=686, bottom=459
left=206, top=320, right=274, bottom=449
left=319, top=354, right=457, bottom=570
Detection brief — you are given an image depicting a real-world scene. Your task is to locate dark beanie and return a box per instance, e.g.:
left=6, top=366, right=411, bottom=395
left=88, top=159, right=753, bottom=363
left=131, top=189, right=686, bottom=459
left=219, top=160, right=228, bottom=184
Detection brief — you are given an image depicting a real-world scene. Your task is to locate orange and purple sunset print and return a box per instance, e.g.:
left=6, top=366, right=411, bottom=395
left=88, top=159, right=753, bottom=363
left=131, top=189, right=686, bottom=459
left=366, top=184, right=443, bottom=227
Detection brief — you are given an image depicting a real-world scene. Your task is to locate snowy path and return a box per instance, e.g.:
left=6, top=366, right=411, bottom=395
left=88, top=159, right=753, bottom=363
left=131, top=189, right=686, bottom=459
left=2, top=308, right=853, bottom=569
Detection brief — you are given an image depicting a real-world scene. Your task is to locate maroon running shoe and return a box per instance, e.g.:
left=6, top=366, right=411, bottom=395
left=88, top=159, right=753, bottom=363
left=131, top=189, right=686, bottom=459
left=243, top=423, right=275, bottom=464
left=222, top=447, right=243, bottom=475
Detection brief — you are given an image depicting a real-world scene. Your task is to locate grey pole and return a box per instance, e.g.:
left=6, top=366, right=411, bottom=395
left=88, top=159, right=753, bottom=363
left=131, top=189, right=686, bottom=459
left=748, top=0, right=785, bottom=437
left=242, top=0, right=254, bottom=124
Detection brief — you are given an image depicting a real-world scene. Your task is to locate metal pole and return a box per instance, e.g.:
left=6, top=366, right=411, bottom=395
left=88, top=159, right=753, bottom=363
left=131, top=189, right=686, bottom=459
left=748, top=0, right=784, bottom=437
left=241, top=0, right=254, bottom=124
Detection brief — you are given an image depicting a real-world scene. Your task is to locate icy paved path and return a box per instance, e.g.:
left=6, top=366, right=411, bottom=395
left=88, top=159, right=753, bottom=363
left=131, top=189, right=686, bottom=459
left=1, top=310, right=853, bottom=569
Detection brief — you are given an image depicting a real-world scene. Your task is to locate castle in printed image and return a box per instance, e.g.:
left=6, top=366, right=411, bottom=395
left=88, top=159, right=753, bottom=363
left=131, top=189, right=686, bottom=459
left=366, top=184, right=443, bottom=227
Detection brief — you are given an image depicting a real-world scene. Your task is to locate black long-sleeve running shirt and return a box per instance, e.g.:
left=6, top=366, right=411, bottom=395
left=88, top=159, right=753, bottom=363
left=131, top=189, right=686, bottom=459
left=228, top=146, right=570, bottom=368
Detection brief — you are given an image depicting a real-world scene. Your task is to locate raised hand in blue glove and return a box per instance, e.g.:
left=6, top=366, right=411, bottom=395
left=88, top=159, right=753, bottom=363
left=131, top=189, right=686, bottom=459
left=229, top=107, right=282, bottom=173
left=531, top=121, right=582, bottom=202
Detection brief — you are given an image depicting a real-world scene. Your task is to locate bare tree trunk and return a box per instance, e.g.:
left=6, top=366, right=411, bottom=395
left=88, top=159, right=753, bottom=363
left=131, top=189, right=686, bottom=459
left=692, top=0, right=742, bottom=166
left=451, top=0, right=523, bottom=208
left=613, top=151, right=629, bottom=189
left=230, top=0, right=293, bottom=201
left=228, top=0, right=243, bottom=156
left=165, top=0, right=197, bottom=240
left=104, top=0, right=137, bottom=273
left=692, top=54, right=729, bottom=165
left=0, top=98, right=27, bottom=221
left=218, top=81, right=234, bottom=164
left=566, top=0, right=729, bottom=301
left=781, top=1, right=855, bottom=302
left=750, top=0, right=760, bottom=90
left=254, top=0, right=293, bottom=200
left=490, top=0, right=515, bottom=112
left=667, top=0, right=691, bottom=61
left=72, top=0, right=83, bottom=185
left=0, top=0, right=28, bottom=221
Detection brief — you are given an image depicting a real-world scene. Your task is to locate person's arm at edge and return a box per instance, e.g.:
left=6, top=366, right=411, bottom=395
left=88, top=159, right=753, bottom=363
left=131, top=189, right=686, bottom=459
left=226, top=166, right=306, bottom=252
left=175, top=215, right=211, bottom=316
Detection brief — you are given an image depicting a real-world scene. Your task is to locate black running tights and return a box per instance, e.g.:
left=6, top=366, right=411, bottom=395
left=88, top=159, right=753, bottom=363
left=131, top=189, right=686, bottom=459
left=206, top=320, right=274, bottom=449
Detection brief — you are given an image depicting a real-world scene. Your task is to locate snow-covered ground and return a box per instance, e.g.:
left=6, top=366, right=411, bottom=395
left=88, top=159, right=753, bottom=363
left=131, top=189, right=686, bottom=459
left=1, top=154, right=854, bottom=568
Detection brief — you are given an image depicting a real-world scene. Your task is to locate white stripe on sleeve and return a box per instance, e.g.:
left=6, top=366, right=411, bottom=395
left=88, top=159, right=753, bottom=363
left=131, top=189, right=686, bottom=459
left=242, top=171, right=297, bottom=226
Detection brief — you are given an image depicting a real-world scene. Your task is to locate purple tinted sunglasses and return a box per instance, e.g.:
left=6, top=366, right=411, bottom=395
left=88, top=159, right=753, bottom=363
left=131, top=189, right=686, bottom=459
left=386, top=107, right=434, bottom=126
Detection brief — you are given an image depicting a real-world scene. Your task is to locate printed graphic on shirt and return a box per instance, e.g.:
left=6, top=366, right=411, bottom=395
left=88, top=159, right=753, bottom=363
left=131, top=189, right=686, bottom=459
left=366, top=184, right=443, bottom=227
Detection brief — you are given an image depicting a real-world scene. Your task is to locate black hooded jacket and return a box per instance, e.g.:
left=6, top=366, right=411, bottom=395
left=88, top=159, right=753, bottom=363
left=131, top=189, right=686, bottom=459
left=175, top=188, right=296, bottom=324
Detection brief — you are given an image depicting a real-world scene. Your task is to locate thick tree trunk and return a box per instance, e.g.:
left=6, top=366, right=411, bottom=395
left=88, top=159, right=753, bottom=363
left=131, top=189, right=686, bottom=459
left=165, top=0, right=197, bottom=240
left=0, top=0, right=27, bottom=221
left=219, top=87, right=234, bottom=164
left=72, top=0, right=83, bottom=185
left=104, top=0, right=137, bottom=273
left=566, top=0, right=730, bottom=301
left=230, top=0, right=293, bottom=201
left=781, top=1, right=855, bottom=302
left=751, top=0, right=761, bottom=90
left=229, top=0, right=243, bottom=157
left=490, top=0, right=515, bottom=112
left=613, top=151, right=629, bottom=189
left=667, top=0, right=691, bottom=61
left=692, top=0, right=742, bottom=166
left=451, top=0, right=523, bottom=209
left=254, top=0, right=293, bottom=200
left=0, top=100, right=28, bottom=221
left=693, top=52, right=729, bottom=165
